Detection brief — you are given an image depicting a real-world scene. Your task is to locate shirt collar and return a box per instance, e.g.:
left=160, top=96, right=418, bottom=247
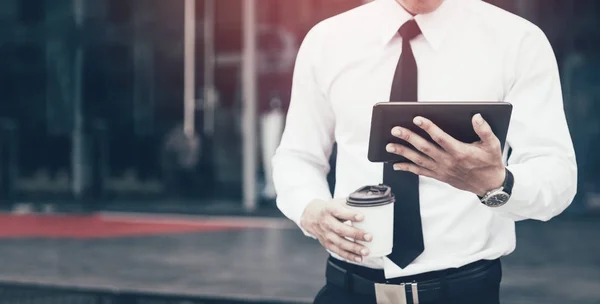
left=377, top=0, right=461, bottom=51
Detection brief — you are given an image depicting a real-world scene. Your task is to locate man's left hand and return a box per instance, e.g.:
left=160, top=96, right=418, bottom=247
left=386, top=114, right=506, bottom=197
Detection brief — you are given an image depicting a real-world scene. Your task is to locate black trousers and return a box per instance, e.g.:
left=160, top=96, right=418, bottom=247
left=314, top=259, right=502, bottom=304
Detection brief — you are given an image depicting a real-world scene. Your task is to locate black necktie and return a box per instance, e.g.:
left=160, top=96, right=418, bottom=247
left=385, top=19, right=425, bottom=269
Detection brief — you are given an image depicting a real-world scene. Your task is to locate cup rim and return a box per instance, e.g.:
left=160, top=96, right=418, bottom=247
left=346, top=198, right=395, bottom=208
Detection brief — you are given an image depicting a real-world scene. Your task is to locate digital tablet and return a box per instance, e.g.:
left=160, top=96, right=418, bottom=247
left=367, top=102, right=513, bottom=163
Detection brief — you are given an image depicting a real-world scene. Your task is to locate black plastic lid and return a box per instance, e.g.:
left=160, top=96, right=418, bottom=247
left=346, top=184, right=395, bottom=207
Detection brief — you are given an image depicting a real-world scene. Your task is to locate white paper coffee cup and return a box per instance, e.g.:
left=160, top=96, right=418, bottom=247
left=346, top=185, right=395, bottom=258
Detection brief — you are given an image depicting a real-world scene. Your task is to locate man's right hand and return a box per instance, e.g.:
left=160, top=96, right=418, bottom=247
left=300, top=199, right=372, bottom=263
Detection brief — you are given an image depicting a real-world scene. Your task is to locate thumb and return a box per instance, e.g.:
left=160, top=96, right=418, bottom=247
left=328, top=199, right=364, bottom=222
left=472, top=113, right=496, bottom=144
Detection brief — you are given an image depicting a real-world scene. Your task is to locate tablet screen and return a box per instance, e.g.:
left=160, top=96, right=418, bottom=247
left=367, top=102, right=513, bottom=163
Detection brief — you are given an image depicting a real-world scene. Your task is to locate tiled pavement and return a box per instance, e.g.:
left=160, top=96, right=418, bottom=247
left=0, top=214, right=598, bottom=304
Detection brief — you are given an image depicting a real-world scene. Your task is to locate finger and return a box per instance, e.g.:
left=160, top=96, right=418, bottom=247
left=386, top=144, right=437, bottom=171
left=325, top=233, right=368, bottom=261
left=472, top=114, right=501, bottom=151
left=318, top=238, right=362, bottom=262
left=391, top=127, right=444, bottom=161
left=394, top=162, right=437, bottom=179
left=325, top=241, right=364, bottom=263
left=413, top=116, right=463, bottom=155
left=326, top=216, right=372, bottom=242
left=327, top=232, right=369, bottom=256
left=326, top=203, right=364, bottom=222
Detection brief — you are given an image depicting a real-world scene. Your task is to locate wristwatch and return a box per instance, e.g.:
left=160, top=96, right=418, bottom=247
left=479, top=168, right=514, bottom=208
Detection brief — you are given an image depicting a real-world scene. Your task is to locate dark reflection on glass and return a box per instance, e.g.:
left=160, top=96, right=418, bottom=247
left=18, top=0, right=45, bottom=25
left=0, top=0, right=597, bottom=213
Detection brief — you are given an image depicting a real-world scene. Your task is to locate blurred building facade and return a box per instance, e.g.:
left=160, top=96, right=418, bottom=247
left=0, top=0, right=366, bottom=210
left=0, top=0, right=599, bottom=214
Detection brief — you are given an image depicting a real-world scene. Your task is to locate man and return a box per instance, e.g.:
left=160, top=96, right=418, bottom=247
left=272, top=0, right=577, bottom=303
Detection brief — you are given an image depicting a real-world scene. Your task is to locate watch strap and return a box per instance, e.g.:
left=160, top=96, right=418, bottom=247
left=503, top=168, right=514, bottom=196
left=478, top=168, right=514, bottom=201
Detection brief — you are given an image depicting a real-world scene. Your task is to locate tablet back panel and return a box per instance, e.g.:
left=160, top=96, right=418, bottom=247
left=368, top=102, right=513, bottom=163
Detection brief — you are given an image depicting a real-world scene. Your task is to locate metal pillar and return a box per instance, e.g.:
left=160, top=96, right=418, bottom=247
left=184, top=0, right=196, bottom=139
left=203, top=0, right=217, bottom=137
left=242, top=0, right=258, bottom=212
left=71, top=0, right=86, bottom=199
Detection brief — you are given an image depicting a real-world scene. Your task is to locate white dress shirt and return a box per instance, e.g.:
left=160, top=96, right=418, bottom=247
left=272, top=0, right=577, bottom=279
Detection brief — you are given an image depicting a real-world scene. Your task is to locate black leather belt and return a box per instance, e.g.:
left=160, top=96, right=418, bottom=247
left=326, top=257, right=501, bottom=303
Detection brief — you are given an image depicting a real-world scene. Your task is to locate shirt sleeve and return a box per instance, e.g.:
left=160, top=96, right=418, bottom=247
left=494, top=27, right=578, bottom=221
left=272, top=25, right=336, bottom=236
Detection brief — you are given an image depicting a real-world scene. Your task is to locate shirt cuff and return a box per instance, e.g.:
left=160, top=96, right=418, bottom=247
left=294, top=199, right=317, bottom=239
left=493, top=164, right=537, bottom=214
left=277, top=189, right=331, bottom=239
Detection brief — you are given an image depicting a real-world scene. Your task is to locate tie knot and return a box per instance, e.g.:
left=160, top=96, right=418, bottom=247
left=399, top=19, right=422, bottom=41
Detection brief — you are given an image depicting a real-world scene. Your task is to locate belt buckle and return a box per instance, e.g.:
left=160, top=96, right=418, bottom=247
left=374, top=282, right=419, bottom=304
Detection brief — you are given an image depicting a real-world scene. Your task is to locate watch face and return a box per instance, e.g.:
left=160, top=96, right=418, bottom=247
left=486, top=192, right=510, bottom=207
